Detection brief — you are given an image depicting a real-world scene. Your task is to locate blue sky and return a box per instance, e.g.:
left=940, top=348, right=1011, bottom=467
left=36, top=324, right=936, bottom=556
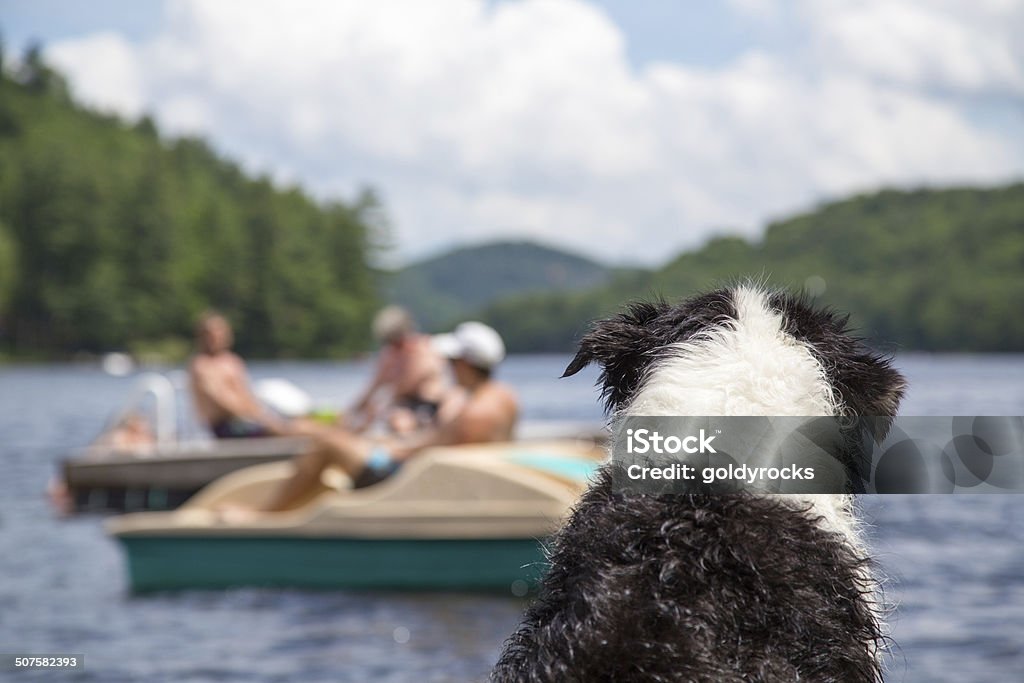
left=3, top=1, right=755, bottom=70
left=3, top=1, right=158, bottom=47
left=2, top=0, right=1022, bottom=265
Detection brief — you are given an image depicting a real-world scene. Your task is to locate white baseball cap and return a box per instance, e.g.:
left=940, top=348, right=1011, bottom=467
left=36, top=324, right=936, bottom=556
left=433, top=322, right=506, bottom=370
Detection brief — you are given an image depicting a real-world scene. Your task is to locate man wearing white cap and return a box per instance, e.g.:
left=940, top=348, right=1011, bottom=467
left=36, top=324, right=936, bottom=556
left=260, top=322, right=519, bottom=509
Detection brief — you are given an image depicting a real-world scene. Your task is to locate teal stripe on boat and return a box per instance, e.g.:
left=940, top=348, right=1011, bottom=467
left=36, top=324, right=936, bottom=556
left=120, top=536, right=549, bottom=593
left=506, top=452, right=600, bottom=484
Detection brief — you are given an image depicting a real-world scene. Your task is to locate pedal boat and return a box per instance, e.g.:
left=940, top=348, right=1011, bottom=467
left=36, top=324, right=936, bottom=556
left=106, top=439, right=603, bottom=593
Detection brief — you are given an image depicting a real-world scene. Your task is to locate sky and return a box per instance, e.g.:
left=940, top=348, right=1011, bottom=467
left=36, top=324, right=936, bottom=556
left=2, top=0, right=1022, bottom=265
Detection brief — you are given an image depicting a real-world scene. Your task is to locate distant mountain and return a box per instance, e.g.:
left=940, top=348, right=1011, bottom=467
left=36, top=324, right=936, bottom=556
left=384, top=240, right=620, bottom=331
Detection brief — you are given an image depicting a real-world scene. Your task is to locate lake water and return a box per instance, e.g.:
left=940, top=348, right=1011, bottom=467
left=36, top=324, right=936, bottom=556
left=1, top=354, right=1022, bottom=681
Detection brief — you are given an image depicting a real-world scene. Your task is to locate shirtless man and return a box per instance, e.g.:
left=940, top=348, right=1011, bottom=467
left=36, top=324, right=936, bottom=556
left=189, top=311, right=284, bottom=438
left=348, top=306, right=448, bottom=433
left=262, top=321, right=518, bottom=511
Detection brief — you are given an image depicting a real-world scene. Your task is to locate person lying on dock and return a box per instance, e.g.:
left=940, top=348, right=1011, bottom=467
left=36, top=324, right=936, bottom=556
left=94, top=412, right=156, bottom=452
left=189, top=311, right=286, bottom=439
left=260, top=322, right=518, bottom=511
left=345, top=306, right=450, bottom=434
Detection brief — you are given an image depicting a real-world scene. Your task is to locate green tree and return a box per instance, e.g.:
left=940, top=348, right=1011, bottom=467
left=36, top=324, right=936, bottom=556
left=0, top=220, right=15, bottom=316
left=0, top=58, right=382, bottom=358
left=18, top=42, right=70, bottom=101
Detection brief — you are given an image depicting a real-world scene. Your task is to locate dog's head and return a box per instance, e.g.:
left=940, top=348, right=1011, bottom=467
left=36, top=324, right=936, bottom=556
left=564, top=286, right=905, bottom=420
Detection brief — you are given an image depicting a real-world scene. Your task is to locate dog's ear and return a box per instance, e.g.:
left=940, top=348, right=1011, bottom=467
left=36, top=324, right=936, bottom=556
left=767, top=289, right=907, bottom=431
left=833, top=351, right=907, bottom=433
left=563, top=300, right=670, bottom=412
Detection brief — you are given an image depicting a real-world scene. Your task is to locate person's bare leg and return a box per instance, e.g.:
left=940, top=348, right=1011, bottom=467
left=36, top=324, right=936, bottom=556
left=261, top=446, right=331, bottom=512
left=261, top=430, right=371, bottom=512
left=316, top=430, right=373, bottom=476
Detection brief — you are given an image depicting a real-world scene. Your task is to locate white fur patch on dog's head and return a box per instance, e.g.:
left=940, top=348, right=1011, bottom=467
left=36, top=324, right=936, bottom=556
left=625, top=286, right=838, bottom=418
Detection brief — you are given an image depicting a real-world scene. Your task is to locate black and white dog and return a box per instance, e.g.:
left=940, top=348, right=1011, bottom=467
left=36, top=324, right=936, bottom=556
left=492, top=286, right=905, bottom=683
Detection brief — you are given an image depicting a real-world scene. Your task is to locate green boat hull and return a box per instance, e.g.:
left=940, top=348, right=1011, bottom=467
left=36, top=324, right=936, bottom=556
left=119, top=536, right=550, bottom=593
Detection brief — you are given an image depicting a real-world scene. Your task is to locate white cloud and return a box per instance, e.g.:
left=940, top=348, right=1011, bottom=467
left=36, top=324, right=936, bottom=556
left=731, top=0, right=1024, bottom=96
left=47, top=32, right=146, bottom=118
left=726, top=0, right=782, bottom=21
left=45, top=0, right=1023, bottom=264
left=802, top=0, right=1024, bottom=96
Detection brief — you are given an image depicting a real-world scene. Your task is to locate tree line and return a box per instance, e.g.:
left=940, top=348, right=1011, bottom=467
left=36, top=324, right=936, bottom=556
left=0, top=43, right=383, bottom=359
left=477, top=183, right=1024, bottom=353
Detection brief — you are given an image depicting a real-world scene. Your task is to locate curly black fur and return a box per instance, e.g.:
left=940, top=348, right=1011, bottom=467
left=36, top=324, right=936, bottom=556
left=492, top=288, right=904, bottom=683
left=492, top=470, right=885, bottom=682
left=767, top=291, right=905, bottom=419
left=562, top=290, right=736, bottom=413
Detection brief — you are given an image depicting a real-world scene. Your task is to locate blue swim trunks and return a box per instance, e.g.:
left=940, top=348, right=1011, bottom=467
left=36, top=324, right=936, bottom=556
left=353, top=446, right=402, bottom=489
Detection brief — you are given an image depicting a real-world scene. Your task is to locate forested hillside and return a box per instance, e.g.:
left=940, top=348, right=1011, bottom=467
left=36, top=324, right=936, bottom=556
left=0, top=48, right=382, bottom=359
left=479, top=184, right=1024, bottom=352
